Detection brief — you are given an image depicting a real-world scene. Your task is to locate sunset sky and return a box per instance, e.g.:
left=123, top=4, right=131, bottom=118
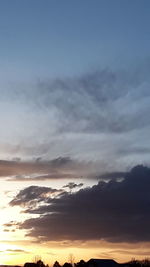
left=0, top=0, right=150, bottom=265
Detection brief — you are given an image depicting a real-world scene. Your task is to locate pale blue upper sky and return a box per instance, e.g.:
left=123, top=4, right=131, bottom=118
left=0, top=0, right=150, bottom=80
left=0, top=0, right=150, bottom=173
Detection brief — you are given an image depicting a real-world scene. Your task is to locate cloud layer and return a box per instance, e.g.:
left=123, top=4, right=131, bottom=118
left=0, top=67, right=150, bottom=171
left=0, top=157, right=98, bottom=181
left=9, top=165, right=150, bottom=243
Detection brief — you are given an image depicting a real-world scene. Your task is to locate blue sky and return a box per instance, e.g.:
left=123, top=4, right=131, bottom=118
left=0, top=0, right=149, bottom=168
left=0, top=0, right=150, bottom=80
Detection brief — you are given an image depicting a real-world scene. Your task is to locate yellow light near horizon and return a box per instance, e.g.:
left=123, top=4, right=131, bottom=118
left=0, top=240, right=150, bottom=266
left=0, top=179, right=149, bottom=266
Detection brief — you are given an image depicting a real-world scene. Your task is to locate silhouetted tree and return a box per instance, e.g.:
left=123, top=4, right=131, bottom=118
left=53, top=261, right=61, bottom=267
left=37, top=260, right=45, bottom=267
left=128, top=258, right=150, bottom=267
left=63, top=262, right=72, bottom=267
left=75, top=260, right=86, bottom=267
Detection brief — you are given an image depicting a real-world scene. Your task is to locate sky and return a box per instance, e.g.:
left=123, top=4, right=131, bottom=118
left=0, top=0, right=150, bottom=265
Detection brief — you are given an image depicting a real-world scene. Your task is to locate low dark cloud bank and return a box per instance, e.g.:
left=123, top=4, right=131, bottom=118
left=0, top=157, right=93, bottom=181
left=9, top=165, right=150, bottom=243
left=1, top=156, right=122, bottom=182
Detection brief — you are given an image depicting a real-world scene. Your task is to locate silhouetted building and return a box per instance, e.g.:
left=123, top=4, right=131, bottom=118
left=24, top=263, right=38, bottom=267
left=87, top=259, right=119, bottom=267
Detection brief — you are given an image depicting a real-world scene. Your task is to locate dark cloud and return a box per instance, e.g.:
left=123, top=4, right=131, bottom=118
left=11, top=165, right=150, bottom=243
left=1, top=157, right=116, bottom=182
left=3, top=220, right=23, bottom=234
left=10, top=185, right=63, bottom=207
left=4, top=221, right=17, bottom=227
left=0, top=157, right=93, bottom=181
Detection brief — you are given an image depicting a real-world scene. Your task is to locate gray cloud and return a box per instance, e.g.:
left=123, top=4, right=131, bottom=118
left=35, top=68, right=150, bottom=134
left=10, top=185, right=63, bottom=207
left=0, top=67, right=150, bottom=171
left=0, top=157, right=96, bottom=181
left=1, top=156, right=122, bottom=182
left=10, top=165, right=150, bottom=243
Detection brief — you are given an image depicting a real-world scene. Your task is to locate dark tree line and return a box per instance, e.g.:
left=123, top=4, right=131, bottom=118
left=23, top=258, right=150, bottom=267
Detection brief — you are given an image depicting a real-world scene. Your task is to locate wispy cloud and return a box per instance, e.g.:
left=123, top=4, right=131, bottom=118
left=0, top=66, right=150, bottom=169
left=0, top=248, right=30, bottom=254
